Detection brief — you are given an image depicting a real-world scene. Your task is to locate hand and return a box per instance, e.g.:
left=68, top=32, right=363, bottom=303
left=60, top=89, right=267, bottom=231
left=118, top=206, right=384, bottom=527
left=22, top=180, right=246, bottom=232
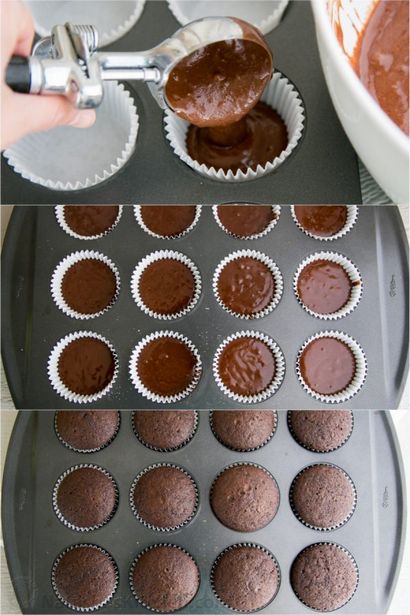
left=1, top=0, right=96, bottom=150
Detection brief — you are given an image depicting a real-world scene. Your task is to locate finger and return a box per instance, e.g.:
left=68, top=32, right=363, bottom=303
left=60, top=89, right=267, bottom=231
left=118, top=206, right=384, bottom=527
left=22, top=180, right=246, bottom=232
left=13, top=1, right=35, bottom=56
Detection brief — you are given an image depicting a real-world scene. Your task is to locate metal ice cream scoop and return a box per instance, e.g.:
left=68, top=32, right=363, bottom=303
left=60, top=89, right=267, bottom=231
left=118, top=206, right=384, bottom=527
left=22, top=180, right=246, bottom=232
left=6, top=18, right=270, bottom=113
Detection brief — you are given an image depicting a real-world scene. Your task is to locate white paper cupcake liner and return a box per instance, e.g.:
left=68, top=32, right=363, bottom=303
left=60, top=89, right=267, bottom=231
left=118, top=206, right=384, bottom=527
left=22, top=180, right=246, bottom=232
left=52, top=464, right=119, bottom=532
left=293, top=251, right=362, bottom=320
left=55, top=206, right=123, bottom=241
left=213, top=204, right=281, bottom=239
left=132, top=410, right=199, bottom=452
left=130, top=462, right=199, bottom=532
left=48, top=331, right=119, bottom=404
left=289, top=463, right=357, bottom=532
left=168, top=0, right=289, bottom=35
left=296, top=330, right=367, bottom=404
left=52, top=543, right=119, bottom=612
left=27, top=0, right=146, bottom=47
left=129, top=330, right=202, bottom=403
left=51, top=251, right=120, bottom=320
left=131, top=250, right=201, bottom=320
left=4, top=82, right=139, bottom=191
left=291, top=206, right=359, bottom=241
left=213, top=330, right=285, bottom=403
left=54, top=410, right=121, bottom=453
left=129, top=543, right=200, bottom=612
left=213, top=250, right=283, bottom=320
left=210, top=542, right=281, bottom=613
left=164, top=71, right=305, bottom=182
left=134, top=205, right=202, bottom=239
left=286, top=410, right=354, bottom=453
left=209, top=410, right=277, bottom=452
left=291, top=542, right=359, bottom=612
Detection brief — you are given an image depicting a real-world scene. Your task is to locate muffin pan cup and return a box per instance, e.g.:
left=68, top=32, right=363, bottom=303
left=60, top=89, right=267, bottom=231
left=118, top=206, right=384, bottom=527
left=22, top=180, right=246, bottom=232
left=52, top=464, right=120, bottom=532
left=51, top=250, right=121, bottom=320
left=1, top=205, right=408, bottom=409
left=2, top=1, right=367, bottom=203
left=288, top=462, right=358, bottom=532
left=129, top=462, right=199, bottom=532
left=132, top=410, right=199, bottom=452
left=293, top=251, right=362, bottom=320
left=2, top=410, right=405, bottom=613
left=47, top=331, right=120, bottom=404
left=212, top=250, right=284, bottom=320
left=56, top=206, right=123, bottom=241
left=130, top=250, right=202, bottom=320
left=209, top=410, right=277, bottom=453
left=164, top=71, right=305, bottom=182
left=51, top=543, right=119, bottom=612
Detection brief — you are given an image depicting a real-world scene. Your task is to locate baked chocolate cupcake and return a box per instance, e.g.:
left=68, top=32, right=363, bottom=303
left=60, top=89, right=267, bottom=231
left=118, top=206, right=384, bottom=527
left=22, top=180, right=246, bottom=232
left=290, top=463, right=356, bottom=530
left=53, top=465, right=118, bottom=531
left=57, top=205, right=121, bottom=238
left=211, top=463, right=279, bottom=532
left=132, top=410, right=197, bottom=451
left=131, top=332, right=201, bottom=402
left=210, top=410, right=276, bottom=452
left=136, top=205, right=199, bottom=238
left=288, top=410, right=353, bottom=453
left=55, top=410, right=120, bottom=452
left=214, top=332, right=284, bottom=402
left=214, top=252, right=282, bottom=319
left=291, top=543, right=358, bottom=611
left=215, top=204, right=279, bottom=239
left=55, top=335, right=116, bottom=397
left=131, top=544, right=199, bottom=612
left=212, top=544, right=280, bottom=612
left=299, top=337, right=355, bottom=395
left=293, top=206, right=348, bottom=238
left=59, top=257, right=118, bottom=317
left=131, top=464, right=198, bottom=530
left=52, top=544, right=118, bottom=611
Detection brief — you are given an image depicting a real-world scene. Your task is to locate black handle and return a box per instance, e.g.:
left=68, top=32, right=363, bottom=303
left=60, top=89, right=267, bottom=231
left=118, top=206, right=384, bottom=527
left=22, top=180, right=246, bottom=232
left=6, top=56, right=31, bottom=93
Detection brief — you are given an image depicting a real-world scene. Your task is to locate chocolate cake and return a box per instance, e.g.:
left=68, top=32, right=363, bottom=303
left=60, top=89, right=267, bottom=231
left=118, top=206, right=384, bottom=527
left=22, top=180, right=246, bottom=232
left=58, top=337, right=115, bottom=396
left=55, top=466, right=117, bottom=530
left=62, top=206, right=120, bottom=237
left=288, top=410, right=353, bottom=452
left=139, top=205, right=197, bottom=238
left=132, top=465, right=197, bottom=530
left=55, top=410, right=120, bottom=452
left=216, top=204, right=276, bottom=238
left=291, top=543, right=358, bottom=611
left=212, top=545, right=279, bottom=612
left=131, top=545, right=199, bottom=612
left=138, top=258, right=195, bottom=315
left=132, top=410, right=197, bottom=451
left=210, top=410, right=276, bottom=451
left=299, top=337, right=355, bottom=395
left=211, top=464, right=279, bottom=532
left=294, top=206, right=348, bottom=238
left=61, top=258, right=117, bottom=315
left=297, top=259, right=352, bottom=315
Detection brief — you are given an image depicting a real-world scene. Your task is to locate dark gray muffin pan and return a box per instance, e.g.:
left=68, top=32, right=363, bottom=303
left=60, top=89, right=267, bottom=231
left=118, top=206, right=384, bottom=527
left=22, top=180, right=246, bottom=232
left=1, top=410, right=406, bottom=613
left=1, top=1, right=364, bottom=204
left=1, top=204, right=408, bottom=409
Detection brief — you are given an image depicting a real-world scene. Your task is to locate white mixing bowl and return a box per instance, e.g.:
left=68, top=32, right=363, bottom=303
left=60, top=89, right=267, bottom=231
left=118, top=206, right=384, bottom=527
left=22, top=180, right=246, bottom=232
left=311, top=0, right=409, bottom=204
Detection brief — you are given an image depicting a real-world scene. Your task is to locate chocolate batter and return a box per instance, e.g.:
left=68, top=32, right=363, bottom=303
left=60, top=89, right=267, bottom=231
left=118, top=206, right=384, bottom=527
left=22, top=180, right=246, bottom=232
left=217, top=204, right=276, bottom=237
left=300, top=337, right=355, bottom=395
left=217, top=257, right=275, bottom=316
left=140, top=205, right=196, bottom=237
left=187, top=102, right=288, bottom=173
left=58, top=338, right=115, bottom=395
left=166, top=26, right=273, bottom=127
left=297, top=259, right=352, bottom=314
left=62, top=259, right=117, bottom=315
left=219, top=337, right=275, bottom=396
left=139, top=259, right=195, bottom=315
left=354, top=0, right=409, bottom=135
left=294, top=206, right=347, bottom=237
left=138, top=337, right=198, bottom=396
left=63, top=206, right=119, bottom=237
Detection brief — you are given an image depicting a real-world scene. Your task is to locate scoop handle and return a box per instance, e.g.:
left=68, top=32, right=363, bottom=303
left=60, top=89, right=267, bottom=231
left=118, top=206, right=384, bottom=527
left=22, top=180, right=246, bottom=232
left=6, top=56, right=31, bottom=94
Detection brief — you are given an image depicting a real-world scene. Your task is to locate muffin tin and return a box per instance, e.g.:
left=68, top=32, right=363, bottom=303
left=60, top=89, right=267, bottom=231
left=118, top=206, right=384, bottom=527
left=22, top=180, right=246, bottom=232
left=1, top=205, right=408, bottom=409
left=2, top=410, right=405, bottom=613
left=1, top=0, right=364, bottom=204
